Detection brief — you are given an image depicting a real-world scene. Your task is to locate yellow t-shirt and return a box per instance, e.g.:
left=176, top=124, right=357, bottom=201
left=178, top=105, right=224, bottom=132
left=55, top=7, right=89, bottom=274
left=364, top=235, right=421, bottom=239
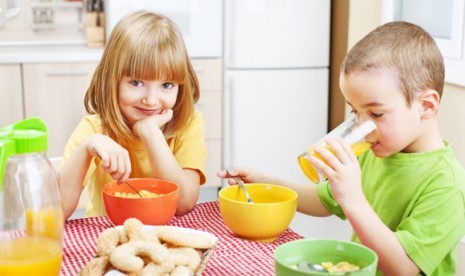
left=62, top=111, right=207, bottom=217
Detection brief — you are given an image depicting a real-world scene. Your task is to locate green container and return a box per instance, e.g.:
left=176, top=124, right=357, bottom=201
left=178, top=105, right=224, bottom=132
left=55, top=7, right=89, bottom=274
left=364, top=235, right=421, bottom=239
left=274, top=238, right=378, bottom=276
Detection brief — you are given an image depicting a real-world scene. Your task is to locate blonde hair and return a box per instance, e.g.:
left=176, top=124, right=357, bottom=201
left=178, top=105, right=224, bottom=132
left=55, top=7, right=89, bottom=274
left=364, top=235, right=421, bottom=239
left=85, top=11, right=199, bottom=144
left=341, top=21, right=444, bottom=106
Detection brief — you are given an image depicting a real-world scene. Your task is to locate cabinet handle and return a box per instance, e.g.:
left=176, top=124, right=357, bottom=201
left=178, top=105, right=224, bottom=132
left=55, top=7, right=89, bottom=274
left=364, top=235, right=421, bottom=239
left=45, top=71, right=88, bottom=77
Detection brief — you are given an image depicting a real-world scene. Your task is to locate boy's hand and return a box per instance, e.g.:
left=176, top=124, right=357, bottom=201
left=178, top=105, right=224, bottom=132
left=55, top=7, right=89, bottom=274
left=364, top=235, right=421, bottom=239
left=217, top=166, right=271, bottom=185
left=133, top=109, right=174, bottom=138
left=84, top=134, right=132, bottom=183
left=309, top=137, right=365, bottom=207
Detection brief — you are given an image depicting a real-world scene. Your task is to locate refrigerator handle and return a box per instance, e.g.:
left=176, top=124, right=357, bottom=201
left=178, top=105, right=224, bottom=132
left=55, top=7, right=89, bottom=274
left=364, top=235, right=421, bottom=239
left=223, top=74, right=234, bottom=172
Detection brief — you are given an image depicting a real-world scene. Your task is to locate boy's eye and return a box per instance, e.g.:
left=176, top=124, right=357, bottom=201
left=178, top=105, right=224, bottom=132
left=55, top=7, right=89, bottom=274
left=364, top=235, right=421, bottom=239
left=371, top=112, right=383, bottom=118
left=129, top=80, right=144, bottom=87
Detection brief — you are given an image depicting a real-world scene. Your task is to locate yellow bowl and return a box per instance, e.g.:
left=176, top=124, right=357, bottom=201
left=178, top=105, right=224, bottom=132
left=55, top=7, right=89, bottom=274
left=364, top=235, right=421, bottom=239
left=218, top=183, right=298, bottom=243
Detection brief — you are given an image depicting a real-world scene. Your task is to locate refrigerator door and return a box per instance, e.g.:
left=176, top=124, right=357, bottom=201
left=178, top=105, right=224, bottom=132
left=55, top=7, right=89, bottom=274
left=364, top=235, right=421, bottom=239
left=224, top=0, right=331, bottom=68
left=224, top=69, right=328, bottom=184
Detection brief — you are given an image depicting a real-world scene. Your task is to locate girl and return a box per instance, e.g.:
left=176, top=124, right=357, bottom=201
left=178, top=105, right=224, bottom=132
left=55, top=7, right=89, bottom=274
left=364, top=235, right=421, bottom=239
left=59, top=11, right=206, bottom=219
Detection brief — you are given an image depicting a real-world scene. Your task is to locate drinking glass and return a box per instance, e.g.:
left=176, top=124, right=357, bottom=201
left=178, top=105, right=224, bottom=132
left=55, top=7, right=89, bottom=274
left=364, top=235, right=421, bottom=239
left=298, top=115, right=379, bottom=183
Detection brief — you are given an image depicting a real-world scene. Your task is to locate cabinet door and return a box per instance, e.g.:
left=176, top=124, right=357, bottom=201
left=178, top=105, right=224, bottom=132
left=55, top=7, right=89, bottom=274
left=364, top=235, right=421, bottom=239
left=193, top=58, right=223, bottom=139
left=0, top=64, right=23, bottom=126
left=191, top=59, right=223, bottom=187
left=23, top=62, right=97, bottom=157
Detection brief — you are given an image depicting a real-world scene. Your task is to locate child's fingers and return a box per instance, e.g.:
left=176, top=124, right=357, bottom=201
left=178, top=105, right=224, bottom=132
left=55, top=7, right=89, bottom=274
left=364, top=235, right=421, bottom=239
left=309, top=153, right=332, bottom=177
left=217, top=169, right=228, bottom=178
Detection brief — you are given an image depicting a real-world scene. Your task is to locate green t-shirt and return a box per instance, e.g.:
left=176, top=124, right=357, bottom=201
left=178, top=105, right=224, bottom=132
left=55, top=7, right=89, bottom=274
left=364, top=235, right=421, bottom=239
left=317, top=142, right=465, bottom=275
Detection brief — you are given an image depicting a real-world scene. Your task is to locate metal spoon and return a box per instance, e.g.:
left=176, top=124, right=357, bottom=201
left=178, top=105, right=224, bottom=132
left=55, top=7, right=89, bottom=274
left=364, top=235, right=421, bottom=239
left=119, top=181, right=142, bottom=198
left=93, top=148, right=142, bottom=198
left=297, top=261, right=327, bottom=272
left=224, top=168, right=254, bottom=204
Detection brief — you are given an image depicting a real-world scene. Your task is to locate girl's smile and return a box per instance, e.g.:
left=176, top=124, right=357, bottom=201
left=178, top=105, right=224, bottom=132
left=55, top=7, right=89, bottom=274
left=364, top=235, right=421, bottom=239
left=134, top=107, right=163, bottom=116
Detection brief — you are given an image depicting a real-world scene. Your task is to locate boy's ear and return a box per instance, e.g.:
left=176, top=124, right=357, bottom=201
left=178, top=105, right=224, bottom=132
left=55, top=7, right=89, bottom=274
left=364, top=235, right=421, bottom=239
left=419, top=89, right=440, bottom=119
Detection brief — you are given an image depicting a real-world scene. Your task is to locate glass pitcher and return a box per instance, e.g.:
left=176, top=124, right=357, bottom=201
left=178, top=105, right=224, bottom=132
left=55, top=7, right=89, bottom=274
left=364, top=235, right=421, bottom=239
left=0, top=118, right=63, bottom=275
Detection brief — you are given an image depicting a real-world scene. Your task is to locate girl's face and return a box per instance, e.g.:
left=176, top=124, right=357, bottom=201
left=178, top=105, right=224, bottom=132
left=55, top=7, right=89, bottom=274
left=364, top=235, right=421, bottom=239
left=118, top=76, right=179, bottom=126
left=340, top=71, right=423, bottom=157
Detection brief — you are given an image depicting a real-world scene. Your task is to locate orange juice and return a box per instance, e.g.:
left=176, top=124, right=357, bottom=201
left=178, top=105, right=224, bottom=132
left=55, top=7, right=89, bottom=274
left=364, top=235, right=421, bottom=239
left=26, top=208, right=64, bottom=240
left=0, top=237, right=62, bottom=276
left=298, top=141, right=372, bottom=183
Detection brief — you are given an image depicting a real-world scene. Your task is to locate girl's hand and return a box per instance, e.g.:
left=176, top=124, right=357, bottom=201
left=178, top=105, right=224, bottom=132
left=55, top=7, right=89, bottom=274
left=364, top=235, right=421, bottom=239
left=133, top=109, right=174, bottom=138
left=217, top=166, right=271, bottom=185
left=309, top=137, right=365, bottom=207
left=84, top=134, right=132, bottom=183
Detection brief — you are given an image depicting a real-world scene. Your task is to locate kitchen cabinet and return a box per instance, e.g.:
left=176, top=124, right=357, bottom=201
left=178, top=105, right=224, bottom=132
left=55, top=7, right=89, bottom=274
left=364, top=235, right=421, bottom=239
left=191, top=59, right=223, bottom=187
left=0, top=64, right=23, bottom=127
left=22, top=62, right=97, bottom=157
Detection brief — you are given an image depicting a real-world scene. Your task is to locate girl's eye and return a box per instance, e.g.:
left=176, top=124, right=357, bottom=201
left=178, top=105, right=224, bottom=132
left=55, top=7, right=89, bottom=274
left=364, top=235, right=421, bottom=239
left=350, top=109, right=358, bottom=115
left=162, top=82, right=175, bottom=89
left=129, top=80, right=144, bottom=87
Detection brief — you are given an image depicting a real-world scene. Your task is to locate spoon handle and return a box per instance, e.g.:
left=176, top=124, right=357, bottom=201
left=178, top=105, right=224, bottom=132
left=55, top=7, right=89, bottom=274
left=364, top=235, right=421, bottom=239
left=93, top=148, right=142, bottom=198
left=120, top=181, right=143, bottom=198
left=225, top=168, right=254, bottom=204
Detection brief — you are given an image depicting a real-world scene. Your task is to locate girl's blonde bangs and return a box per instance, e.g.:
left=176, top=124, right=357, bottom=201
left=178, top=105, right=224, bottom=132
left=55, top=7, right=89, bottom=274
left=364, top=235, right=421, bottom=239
left=120, top=42, right=188, bottom=84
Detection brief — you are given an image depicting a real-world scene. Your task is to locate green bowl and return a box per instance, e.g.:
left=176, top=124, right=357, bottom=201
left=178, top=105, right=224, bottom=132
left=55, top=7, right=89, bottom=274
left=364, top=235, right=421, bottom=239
left=274, top=239, right=378, bottom=276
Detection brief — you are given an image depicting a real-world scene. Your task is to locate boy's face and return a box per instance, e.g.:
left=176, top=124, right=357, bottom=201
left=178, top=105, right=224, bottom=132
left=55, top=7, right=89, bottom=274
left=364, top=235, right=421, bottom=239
left=340, top=71, right=424, bottom=157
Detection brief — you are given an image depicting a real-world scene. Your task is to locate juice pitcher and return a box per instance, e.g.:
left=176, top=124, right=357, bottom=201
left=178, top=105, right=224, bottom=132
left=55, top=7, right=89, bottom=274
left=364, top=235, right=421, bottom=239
left=0, top=118, right=63, bottom=276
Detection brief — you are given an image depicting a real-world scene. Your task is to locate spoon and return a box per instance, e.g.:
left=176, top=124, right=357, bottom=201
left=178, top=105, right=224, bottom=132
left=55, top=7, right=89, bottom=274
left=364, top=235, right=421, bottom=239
left=297, top=261, right=327, bottom=272
left=119, top=180, right=143, bottom=198
left=224, top=168, right=254, bottom=204
left=92, top=148, right=142, bottom=198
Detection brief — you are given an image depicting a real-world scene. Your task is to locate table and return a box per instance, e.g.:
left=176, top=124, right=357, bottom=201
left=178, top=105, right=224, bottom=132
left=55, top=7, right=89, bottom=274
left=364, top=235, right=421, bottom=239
left=61, top=201, right=304, bottom=276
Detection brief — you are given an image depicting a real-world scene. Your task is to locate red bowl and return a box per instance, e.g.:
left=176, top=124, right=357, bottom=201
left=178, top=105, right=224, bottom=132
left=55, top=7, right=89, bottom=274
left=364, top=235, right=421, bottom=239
left=103, top=178, right=179, bottom=225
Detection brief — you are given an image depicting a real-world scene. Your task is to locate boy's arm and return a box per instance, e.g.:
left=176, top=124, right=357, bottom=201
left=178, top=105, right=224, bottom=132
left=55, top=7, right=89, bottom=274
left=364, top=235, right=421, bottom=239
left=344, top=197, right=420, bottom=275
left=311, top=137, right=420, bottom=274
left=219, top=167, right=332, bottom=216
left=273, top=177, right=332, bottom=216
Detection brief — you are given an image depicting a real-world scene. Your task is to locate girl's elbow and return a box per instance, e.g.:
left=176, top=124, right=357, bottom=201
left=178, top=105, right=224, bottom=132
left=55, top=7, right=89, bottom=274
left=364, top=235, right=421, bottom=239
left=175, top=200, right=196, bottom=216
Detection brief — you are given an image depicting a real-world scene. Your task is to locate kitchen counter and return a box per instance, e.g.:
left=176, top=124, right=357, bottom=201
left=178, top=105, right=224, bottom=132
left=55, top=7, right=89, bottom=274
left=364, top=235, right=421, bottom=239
left=0, top=44, right=103, bottom=64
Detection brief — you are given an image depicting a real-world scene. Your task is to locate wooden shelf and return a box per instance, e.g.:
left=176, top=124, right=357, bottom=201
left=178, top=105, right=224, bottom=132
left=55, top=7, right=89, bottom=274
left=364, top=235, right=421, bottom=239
left=30, top=1, right=84, bottom=9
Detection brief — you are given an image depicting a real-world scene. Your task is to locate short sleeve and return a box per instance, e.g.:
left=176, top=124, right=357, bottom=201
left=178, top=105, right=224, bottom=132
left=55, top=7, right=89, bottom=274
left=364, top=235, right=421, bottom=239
left=395, top=186, right=465, bottom=275
left=62, top=115, right=101, bottom=187
left=316, top=180, right=347, bottom=219
left=169, top=111, right=207, bottom=184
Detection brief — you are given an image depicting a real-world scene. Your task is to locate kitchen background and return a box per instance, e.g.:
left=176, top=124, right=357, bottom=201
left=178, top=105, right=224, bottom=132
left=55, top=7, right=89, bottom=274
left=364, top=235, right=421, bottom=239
left=1, top=0, right=464, bottom=270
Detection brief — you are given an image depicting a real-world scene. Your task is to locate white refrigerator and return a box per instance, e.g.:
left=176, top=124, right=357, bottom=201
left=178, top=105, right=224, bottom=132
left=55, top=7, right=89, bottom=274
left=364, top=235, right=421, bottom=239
left=224, top=0, right=331, bottom=184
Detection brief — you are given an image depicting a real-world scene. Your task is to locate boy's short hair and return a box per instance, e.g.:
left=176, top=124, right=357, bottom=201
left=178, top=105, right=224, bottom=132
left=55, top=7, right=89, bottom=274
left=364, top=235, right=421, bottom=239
left=341, top=21, right=445, bottom=106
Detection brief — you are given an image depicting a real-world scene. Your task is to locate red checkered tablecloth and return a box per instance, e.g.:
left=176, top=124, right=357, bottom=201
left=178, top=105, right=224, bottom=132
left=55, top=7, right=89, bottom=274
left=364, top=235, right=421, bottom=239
left=61, top=201, right=304, bottom=276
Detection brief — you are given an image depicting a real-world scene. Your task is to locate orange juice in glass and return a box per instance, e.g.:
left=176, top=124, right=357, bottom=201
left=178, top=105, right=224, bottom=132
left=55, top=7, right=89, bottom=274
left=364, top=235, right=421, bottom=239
left=298, top=115, right=378, bottom=183
left=26, top=207, right=64, bottom=240
left=0, top=236, right=62, bottom=276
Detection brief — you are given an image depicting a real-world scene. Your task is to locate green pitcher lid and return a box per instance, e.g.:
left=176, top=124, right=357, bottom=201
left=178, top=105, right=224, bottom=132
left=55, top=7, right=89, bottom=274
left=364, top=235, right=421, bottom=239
left=0, top=118, right=48, bottom=189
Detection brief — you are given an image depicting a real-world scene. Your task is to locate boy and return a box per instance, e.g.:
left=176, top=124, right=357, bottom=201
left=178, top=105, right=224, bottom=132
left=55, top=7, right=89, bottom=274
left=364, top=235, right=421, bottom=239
left=219, top=21, right=465, bottom=275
